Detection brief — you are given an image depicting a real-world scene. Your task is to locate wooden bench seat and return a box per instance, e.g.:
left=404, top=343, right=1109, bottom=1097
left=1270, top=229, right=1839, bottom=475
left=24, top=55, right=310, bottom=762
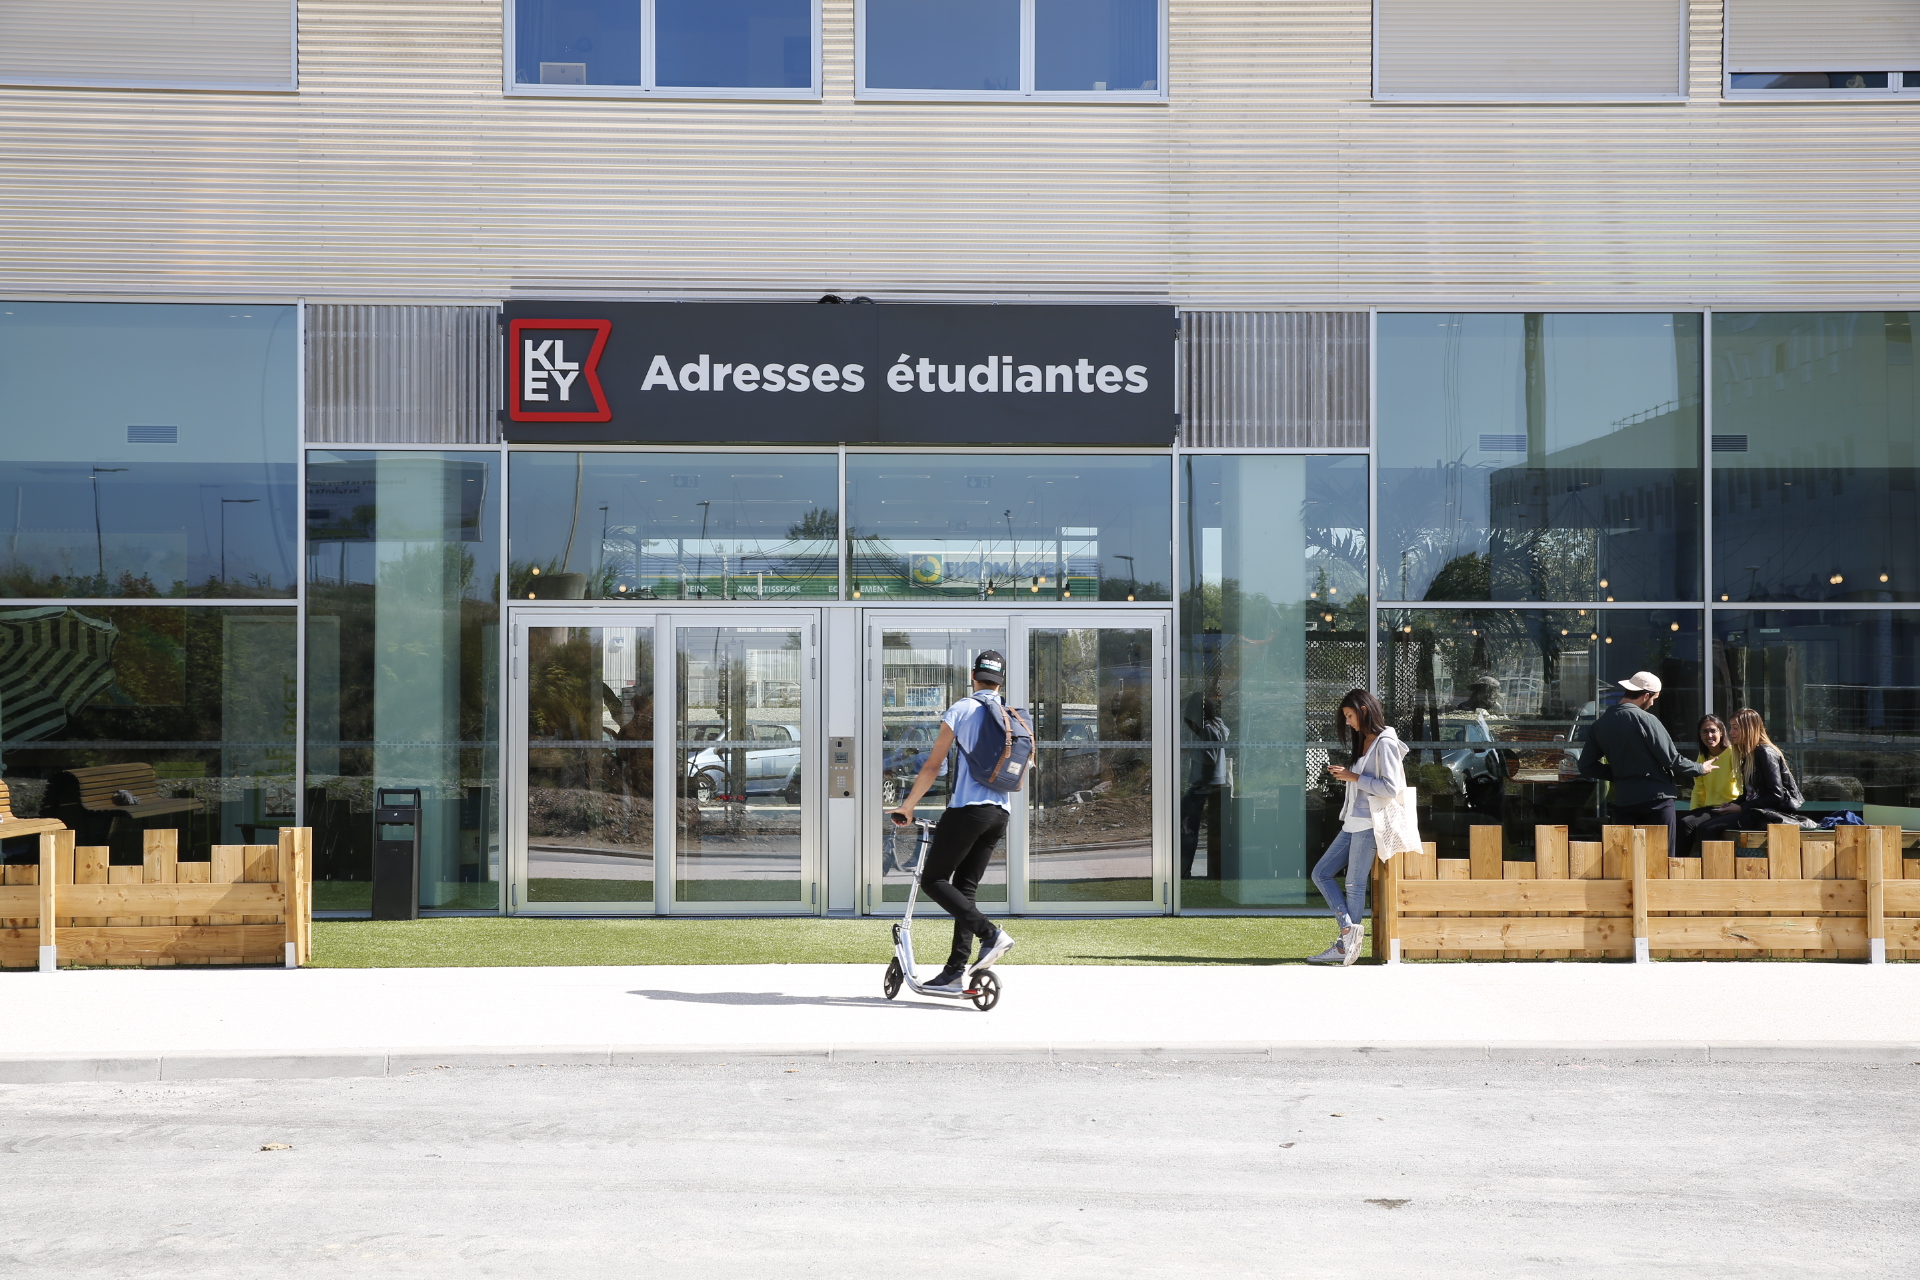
left=0, top=779, right=68, bottom=841
left=48, top=763, right=201, bottom=821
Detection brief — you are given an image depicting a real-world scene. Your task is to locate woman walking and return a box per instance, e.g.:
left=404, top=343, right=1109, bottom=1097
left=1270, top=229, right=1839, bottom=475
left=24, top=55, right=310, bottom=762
left=1309, top=688, right=1407, bottom=966
left=1676, top=714, right=1740, bottom=856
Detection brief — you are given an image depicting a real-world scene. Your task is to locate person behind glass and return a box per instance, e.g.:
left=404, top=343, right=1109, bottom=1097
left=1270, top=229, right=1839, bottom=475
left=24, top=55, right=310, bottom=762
left=886, top=650, right=1018, bottom=993
left=1687, top=708, right=1804, bottom=845
left=1308, top=689, right=1406, bottom=967
left=1576, top=671, right=1715, bottom=858
left=1180, top=683, right=1230, bottom=880
left=1676, top=714, right=1740, bottom=856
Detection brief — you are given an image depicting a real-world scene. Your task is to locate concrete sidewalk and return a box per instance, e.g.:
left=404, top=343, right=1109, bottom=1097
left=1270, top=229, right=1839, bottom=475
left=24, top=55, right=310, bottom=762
left=5, top=961, right=1918, bottom=1081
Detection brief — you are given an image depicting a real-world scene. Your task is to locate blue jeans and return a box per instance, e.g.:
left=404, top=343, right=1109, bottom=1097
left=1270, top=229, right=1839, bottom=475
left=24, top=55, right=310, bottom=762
left=1311, top=827, right=1376, bottom=930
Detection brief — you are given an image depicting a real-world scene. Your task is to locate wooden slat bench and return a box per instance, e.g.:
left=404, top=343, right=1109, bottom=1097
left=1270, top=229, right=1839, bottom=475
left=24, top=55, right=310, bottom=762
left=0, top=780, right=70, bottom=845
left=45, top=764, right=203, bottom=855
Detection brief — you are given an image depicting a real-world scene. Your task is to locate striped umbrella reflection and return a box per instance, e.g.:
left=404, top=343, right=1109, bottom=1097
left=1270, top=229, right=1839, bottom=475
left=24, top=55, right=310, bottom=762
left=0, top=607, right=119, bottom=746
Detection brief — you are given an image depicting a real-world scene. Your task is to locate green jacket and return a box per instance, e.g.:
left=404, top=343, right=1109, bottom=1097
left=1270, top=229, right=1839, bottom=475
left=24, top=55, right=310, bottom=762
left=1576, top=701, right=1707, bottom=806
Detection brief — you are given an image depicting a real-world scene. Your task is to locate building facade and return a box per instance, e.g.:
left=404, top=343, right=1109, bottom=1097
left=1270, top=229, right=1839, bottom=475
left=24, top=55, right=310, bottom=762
left=0, top=0, right=1915, bottom=918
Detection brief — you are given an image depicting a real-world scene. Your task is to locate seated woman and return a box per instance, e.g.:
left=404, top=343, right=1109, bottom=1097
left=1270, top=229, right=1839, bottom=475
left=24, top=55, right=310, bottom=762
left=1687, top=708, right=1805, bottom=848
left=1676, top=714, right=1739, bottom=856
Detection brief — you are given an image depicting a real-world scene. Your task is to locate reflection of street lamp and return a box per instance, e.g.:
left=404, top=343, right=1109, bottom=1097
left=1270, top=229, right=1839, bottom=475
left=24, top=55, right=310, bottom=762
left=1116, top=554, right=1136, bottom=602
left=220, top=498, right=259, bottom=583
left=90, top=467, right=127, bottom=581
left=694, top=500, right=711, bottom=598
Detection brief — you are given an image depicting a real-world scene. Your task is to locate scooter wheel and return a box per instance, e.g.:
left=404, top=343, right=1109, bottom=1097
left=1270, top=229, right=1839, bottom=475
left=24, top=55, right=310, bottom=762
left=969, top=969, right=1000, bottom=1012
left=883, top=958, right=903, bottom=1000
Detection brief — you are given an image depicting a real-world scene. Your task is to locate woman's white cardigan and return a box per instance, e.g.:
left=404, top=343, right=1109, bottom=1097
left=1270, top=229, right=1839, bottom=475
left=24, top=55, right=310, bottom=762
left=1336, top=726, right=1409, bottom=827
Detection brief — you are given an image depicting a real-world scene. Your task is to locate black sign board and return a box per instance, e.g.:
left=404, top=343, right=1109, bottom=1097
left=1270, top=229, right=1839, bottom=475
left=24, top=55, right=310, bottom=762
left=501, top=301, right=1174, bottom=445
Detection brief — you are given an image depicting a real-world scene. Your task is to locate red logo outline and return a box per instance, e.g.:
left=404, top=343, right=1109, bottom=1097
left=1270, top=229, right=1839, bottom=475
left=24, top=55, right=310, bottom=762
left=509, top=319, right=612, bottom=422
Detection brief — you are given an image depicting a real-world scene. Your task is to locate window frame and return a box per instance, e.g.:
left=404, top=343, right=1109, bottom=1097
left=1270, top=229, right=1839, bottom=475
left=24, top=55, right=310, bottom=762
left=1369, top=0, right=1689, bottom=105
left=855, top=0, right=1168, bottom=103
left=503, top=0, right=824, bottom=101
left=1722, top=69, right=1920, bottom=101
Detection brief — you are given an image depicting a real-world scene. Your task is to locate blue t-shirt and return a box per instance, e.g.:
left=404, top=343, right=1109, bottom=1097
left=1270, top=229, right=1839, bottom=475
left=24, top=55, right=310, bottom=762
left=941, top=694, right=1012, bottom=811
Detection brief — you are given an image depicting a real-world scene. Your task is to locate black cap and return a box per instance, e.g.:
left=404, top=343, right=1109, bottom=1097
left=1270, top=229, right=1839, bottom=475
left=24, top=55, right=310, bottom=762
left=972, top=650, right=1006, bottom=685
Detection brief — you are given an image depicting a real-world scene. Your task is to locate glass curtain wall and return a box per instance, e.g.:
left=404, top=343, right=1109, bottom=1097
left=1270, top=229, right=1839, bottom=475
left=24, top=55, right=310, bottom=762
left=0, top=605, right=296, bottom=864
left=0, top=302, right=298, bottom=598
left=509, top=452, right=838, bottom=601
left=1178, top=455, right=1367, bottom=908
left=1377, top=313, right=1702, bottom=604
left=1711, top=313, right=1918, bottom=603
left=305, top=452, right=501, bottom=913
left=1379, top=608, right=1703, bottom=856
left=1715, top=611, right=1920, bottom=830
left=845, top=454, right=1170, bottom=602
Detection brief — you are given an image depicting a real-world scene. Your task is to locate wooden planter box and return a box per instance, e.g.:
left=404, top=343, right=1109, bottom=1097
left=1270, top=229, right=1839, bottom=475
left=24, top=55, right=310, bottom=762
left=0, top=828, right=312, bottom=971
left=1372, top=824, right=1915, bottom=963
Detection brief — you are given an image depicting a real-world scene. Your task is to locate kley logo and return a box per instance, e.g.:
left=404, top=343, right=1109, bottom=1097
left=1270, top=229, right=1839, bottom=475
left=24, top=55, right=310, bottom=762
left=509, top=319, right=611, bottom=422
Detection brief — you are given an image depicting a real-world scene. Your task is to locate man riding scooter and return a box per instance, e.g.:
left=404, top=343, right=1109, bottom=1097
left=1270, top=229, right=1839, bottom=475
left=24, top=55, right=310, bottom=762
left=885, top=651, right=1020, bottom=993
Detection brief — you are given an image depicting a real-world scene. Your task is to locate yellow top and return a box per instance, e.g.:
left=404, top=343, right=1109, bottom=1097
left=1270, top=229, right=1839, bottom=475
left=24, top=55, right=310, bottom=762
left=1689, top=746, right=1740, bottom=808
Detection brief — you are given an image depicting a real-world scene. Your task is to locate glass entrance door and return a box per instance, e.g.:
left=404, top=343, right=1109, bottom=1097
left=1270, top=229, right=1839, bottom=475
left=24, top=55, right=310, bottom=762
left=861, top=610, right=1169, bottom=915
left=510, top=608, right=819, bottom=915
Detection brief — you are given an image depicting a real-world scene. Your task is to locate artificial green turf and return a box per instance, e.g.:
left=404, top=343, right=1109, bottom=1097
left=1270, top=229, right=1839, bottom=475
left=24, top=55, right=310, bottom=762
left=309, top=915, right=1348, bottom=969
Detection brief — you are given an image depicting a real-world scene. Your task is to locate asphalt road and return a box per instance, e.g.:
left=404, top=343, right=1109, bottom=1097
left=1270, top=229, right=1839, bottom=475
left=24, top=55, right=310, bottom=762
left=2, top=1058, right=1913, bottom=1278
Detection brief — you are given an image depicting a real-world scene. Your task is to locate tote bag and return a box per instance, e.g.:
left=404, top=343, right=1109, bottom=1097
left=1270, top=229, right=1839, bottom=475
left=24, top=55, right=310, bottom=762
left=1369, top=785, right=1423, bottom=859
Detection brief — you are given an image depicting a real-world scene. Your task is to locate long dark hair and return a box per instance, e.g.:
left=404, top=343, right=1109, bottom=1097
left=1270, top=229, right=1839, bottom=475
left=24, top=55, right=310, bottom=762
left=1696, top=714, right=1730, bottom=757
left=1337, top=688, right=1387, bottom=761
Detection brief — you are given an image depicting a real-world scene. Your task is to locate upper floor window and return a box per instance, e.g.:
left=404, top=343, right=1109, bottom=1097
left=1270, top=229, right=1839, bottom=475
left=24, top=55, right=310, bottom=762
left=859, top=0, right=1165, bottom=101
left=0, top=0, right=294, bottom=92
left=511, top=0, right=820, bottom=98
left=1726, top=0, right=1920, bottom=99
left=1373, top=0, right=1686, bottom=103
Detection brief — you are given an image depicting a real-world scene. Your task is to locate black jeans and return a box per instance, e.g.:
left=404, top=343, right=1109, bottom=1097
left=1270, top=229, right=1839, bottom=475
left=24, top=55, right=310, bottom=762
left=1609, top=797, right=1677, bottom=859
left=922, top=803, right=1007, bottom=969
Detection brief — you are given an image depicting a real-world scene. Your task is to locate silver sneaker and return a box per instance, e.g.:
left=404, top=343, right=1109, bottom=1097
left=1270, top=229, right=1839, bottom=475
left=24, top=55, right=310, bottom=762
left=1340, top=922, right=1365, bottom=966
left=974, top=927, right=1016, bottom=972
left=1306, top=942, right=1345, bottom=965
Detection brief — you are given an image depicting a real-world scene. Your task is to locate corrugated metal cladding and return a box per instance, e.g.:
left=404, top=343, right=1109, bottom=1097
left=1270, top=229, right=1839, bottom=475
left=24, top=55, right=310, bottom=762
left=1725, top=0, right=1920, bottom=68
left=1179, top=312, right=1368, bottom=448
left=1373, top=0, right=1686, bottom=99
left=0, top=0, right=293, bottom=90
left=305, top=305, right=500, bottom=444
left=1, top=1, right=1919, bottom=307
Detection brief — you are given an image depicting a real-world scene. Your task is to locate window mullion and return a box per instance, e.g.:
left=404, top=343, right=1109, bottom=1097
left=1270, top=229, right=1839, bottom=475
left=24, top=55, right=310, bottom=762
left=641, top=0, right=657, bottom=92
left=1020, top=0, right=1036, bottom=96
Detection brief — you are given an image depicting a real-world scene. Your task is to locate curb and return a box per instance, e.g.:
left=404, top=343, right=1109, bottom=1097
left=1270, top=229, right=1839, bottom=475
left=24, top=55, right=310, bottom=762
left=2, top=1041, right=1917, bottom=1082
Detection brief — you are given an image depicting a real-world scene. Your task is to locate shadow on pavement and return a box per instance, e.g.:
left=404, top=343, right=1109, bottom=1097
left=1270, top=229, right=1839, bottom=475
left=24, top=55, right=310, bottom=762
left=1070, top=955, right=1302, bottom=965
left=627, top=989, right=969, bottom=1011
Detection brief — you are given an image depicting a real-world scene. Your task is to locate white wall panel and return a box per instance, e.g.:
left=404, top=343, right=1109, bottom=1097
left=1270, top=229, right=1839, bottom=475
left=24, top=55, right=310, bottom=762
left=0, top=1, right=1917, bottom=310
left=0, top=0, right=294, bottom=90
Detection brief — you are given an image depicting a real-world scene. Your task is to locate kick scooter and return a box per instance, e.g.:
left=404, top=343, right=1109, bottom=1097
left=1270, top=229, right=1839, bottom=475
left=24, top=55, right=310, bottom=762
left=881, top=816, right=1002, bottom=1012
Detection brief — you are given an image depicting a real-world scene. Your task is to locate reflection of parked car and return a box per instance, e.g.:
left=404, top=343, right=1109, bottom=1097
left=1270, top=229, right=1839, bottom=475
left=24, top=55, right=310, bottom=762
left=686, top=723, right=802, bottom=801
left=880, top=722, right=946, bottom=806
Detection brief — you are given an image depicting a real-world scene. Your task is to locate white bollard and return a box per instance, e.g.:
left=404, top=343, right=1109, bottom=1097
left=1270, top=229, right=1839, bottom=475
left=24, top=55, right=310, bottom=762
left=284, top=942, right=298, bottom=970
left=38, top=945, right=56, bottom=973
left=1871, top=938, right=1887, bottom=966
left=1634, top=938, right=1650, bottom=964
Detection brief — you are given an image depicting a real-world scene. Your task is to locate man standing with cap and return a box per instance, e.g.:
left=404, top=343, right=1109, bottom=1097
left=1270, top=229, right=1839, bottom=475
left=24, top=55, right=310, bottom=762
left=887, top=650, right=1017, bottom=993
left=1577, top=671, right=1717, bottom=856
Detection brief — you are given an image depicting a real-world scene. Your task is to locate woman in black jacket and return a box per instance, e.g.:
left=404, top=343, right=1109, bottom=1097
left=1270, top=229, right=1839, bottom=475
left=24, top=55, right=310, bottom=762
left=1726, top=708, right=1804, bottom=828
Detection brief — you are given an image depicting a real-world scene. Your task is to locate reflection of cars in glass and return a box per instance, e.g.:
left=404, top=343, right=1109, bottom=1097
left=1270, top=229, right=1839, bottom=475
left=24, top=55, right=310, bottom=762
left=880, top=722, right=946, bottom=807
left=686, top=723, right=802, bottom=801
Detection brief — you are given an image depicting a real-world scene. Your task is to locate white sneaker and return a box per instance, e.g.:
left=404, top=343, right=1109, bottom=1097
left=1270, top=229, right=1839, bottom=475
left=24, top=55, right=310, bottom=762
left=1306, top=942, right=1345, bottom=965
left=922, top=967, right=967, bottom=993
left=974, top=927, right=1016, bottom=972
left=1340, top=922, right=1365, bottom=966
